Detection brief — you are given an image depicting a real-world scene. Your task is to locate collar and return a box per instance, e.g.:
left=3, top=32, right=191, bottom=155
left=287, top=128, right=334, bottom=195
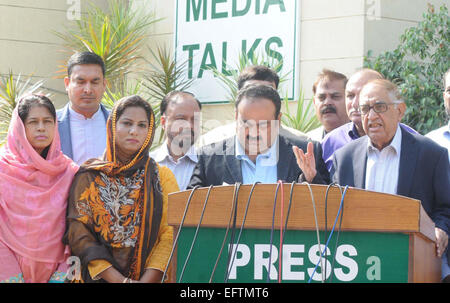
left=348, top=122, right=361, bottom=140
left=152, top=140, right=198, bottom=163
left=235, top=136, right=279, bottom=163
left=367, top=124, right=402, bottom=154
left=69, top=103, right=102, bottom=120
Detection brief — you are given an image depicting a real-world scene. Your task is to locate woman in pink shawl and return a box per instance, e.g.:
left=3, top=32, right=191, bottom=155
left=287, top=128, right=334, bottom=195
left=0, top=95, right=78, bottom=283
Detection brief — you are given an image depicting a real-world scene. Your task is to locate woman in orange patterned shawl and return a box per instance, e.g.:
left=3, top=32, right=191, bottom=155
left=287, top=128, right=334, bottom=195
left=64, top=95, right=178, bottom=283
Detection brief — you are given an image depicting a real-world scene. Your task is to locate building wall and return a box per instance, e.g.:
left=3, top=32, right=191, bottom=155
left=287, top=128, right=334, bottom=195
left=1, top=0, right=448, bottom=123
left=0, top=0, right=108, bottom=108
left=136, top=0, right=449, bottom=129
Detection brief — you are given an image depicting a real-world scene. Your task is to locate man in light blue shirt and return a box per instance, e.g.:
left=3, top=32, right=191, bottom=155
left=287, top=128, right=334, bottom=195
left=235, top=135, right=279, bottom=184
left=188, top=85, right=330, bottom=188
left=426, top=68, right=450, bottom=163
left=425, top=68, right=450, bottom=283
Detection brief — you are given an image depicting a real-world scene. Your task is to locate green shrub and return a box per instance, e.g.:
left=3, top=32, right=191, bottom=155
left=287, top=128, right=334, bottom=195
left=364, top=4, right=449, bottom=134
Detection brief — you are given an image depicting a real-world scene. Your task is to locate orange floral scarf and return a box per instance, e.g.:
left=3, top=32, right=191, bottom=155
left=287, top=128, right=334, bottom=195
left=64, top=101, right=163, bottom=282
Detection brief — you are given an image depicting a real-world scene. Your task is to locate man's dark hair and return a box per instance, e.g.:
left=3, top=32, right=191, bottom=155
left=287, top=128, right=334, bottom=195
left=237, top=65, right=280, bottom=90
left=67, top=51, right=106, bottom=77
left=235, top=84, right=281, bottom=118
left=160, top=91, right=202, bottom=116
left=312, top=69, right=348, bottom=94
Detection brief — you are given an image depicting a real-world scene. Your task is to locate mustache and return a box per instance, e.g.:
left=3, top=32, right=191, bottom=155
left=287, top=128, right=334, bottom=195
left=321, top=105, right=337, bottom=115
left=171, top=130, right=195, bottom=148
left=246, top=135, right=262, bottom=142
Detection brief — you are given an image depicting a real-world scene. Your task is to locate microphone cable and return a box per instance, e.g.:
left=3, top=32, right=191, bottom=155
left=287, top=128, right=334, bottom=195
left=225, top=182, right=260, bottom=282
left=278, top=180, right=285, bottom=283
left=209, top=182, right=241, bottom=283
left=301, top=181, right=325, bottom=283
left=224, top=182, right=242, bottom=282
left=324, top=183, right=343, bottom=282
left=161, top=185, right=200, bottom=283
left=178, top=184, right=214, bottom=282
left=308, top=185, right=349, bottom=283
left=281, top=181, right=297, bottom=240
left=267, top=181, right=282, bottom=283
left=329, top=184, right=345, bottom=283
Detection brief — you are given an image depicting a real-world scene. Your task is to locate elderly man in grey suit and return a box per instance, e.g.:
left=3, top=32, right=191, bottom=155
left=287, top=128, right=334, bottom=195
left=328, top=79, right=449, bottom=282
left=294, top=78, right=450, bottom=282
left=57, top=51, right=110, bottom=165
left=188, top=85, right=330, bottom=188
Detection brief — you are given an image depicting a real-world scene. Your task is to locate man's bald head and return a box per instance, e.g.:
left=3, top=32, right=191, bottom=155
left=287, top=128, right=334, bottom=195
left=345, top=68, right=384, bottom=135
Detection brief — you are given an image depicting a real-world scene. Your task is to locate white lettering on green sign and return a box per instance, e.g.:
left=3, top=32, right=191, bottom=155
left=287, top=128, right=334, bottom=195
left=227, top=243, right=380, bottom=282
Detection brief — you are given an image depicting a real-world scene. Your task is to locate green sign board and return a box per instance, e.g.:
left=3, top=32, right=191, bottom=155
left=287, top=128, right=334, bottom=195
left=176, top=227, right=409, bottom=283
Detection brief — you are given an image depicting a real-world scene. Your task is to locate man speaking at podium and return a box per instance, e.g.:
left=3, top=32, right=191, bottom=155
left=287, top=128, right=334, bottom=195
left=328, top=79, right=450, bottom=282
left=188, top=84, right=330, bottom=187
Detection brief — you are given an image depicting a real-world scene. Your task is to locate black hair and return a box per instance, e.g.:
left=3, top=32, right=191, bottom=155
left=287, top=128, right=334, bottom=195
left=114, top=95, right=153, bottom=123
left=235, top=84, right=281, bottom=118
left=18, top=94, right=56, bottom=123
left=67, top=51, right=106, bottom=77
left=160, top=91, right=202, bottom=115
left=237, top=65, right=280, bottom=90
left=18, top=94, right=56, bottom=159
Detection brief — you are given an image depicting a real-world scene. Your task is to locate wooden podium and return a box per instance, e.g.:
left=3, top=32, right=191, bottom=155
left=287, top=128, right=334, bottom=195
left=167, top=184, right=441, bottom=283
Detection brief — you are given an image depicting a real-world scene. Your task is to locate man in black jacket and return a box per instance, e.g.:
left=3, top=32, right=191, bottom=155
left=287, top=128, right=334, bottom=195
left=188, top=85, right=329, bottom=187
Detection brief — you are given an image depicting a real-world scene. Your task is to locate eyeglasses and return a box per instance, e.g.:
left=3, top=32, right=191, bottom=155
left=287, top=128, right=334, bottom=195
left=359, top=101, right=401, bottom=115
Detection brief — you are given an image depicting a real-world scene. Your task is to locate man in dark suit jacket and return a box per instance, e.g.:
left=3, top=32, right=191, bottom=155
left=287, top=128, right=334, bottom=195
left=188, top=85, right=330, bottom=188
left=330, top=79, right=450, bottom=281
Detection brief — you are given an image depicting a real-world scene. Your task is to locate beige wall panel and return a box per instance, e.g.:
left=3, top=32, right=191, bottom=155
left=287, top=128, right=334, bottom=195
left=299, top=56, right=364, bottom=100
left=374, top=0, right=449, bottom=21
left=0, top=0, right=76, bottom=11
left=202, top=102, right=235, bottom=122
left=0, top=6, right=69, bottom=44
left=301, top=0, right=365, bottom=19
left=0, top=39, right=68, bottom=99
left=300, top=16, right=365, bottom=60
left=0, top=0, right=109, bottom=107
left=364, top=0, right=450, bottom=56
left=364, top=18, right=417, bottom=56
left=0, top=0, right=108, bottom=13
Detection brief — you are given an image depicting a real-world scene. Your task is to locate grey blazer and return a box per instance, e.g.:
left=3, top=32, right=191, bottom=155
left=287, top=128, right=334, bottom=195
left=331, top=127, right=450, bottom=235
left=56, top=103, right=110, bottom=159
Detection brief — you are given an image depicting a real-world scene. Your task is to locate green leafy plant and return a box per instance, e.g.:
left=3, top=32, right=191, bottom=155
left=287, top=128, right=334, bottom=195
left=141, top=45, right=195, bottom=103
left=208, top=51, right=289, bottom=103
left=0, top=70, right=48, bottom=145
left=364, top=4, right=449, bottom=134
left=281, top=89, right=321, bottom=133
left=101, top=79, right=143, bottom=110
left=54, top=0, right=159, bottom=92
left=140, top=45, right=195, bottom=148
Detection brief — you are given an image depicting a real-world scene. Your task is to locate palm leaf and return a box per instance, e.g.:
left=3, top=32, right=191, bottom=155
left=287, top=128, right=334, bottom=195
left=0, top=70, right=49, bottom=145
left=281, top=88, right=321, bottom=133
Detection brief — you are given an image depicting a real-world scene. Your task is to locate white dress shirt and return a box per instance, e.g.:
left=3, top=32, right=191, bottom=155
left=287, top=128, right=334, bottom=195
left=69, top=105, right=107, bottom=165
left=365, top=125, right=402, bottom=195
left=426, top=122, right=450, bottom=162
left=306, top=125, right=325, bottom=142
left=150, top=142, right=198, bottom=191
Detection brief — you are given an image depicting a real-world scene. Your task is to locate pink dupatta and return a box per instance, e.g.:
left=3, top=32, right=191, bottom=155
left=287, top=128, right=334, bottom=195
left=0, top=107, right=78, bottom=271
